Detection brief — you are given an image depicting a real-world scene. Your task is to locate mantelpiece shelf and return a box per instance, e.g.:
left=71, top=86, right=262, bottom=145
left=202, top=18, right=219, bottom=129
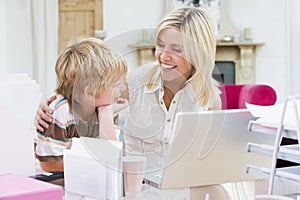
left=216, top=42, right=265, bottom=46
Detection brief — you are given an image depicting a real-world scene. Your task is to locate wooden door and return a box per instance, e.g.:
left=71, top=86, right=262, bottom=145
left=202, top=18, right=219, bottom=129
left=58, top=0, right=103, bottom=53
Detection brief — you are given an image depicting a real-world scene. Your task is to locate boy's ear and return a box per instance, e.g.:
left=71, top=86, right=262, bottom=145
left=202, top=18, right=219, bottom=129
left=83, top=85, right=93, bottom=97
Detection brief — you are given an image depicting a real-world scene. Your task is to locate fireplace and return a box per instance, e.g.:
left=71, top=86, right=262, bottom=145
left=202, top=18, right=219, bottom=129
left=213, top=61, right=235, bottom=84
left=215, top=42, right=264, bottom=84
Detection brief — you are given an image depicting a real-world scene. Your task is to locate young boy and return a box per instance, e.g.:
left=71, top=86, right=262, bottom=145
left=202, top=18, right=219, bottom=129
left=34, top=37, right=128, bottom=173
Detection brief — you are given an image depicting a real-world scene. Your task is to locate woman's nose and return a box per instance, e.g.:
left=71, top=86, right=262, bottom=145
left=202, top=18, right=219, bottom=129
left=160, top=50, right=172, bottom=61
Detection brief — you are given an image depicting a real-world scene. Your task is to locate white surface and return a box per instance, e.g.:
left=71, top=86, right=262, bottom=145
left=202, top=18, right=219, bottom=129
left=246, top=102, right=300, bottom=130
left=0, top=79, right=40, bottom=176
left=64, top=138, right=122, bottom=199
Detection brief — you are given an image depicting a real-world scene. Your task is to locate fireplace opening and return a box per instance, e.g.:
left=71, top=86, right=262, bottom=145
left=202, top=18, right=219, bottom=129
left=213, top=61, right=235, bottom=84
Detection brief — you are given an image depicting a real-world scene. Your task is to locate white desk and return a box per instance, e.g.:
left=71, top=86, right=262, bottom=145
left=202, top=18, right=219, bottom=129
left=64, top=180, right=259, bottom=200
left=64, top=179, right=300, bottom=199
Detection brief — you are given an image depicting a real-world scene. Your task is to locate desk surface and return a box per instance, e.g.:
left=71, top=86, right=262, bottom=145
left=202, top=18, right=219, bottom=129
left=63, top=179, right=299, bottom=200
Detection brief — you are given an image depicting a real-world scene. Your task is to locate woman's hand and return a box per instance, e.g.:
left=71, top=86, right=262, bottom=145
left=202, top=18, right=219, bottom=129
left=35, top=95, right=57, bottom=132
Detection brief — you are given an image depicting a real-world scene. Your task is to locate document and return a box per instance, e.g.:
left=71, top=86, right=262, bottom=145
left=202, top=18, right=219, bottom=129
left=64, top=137, right=122, bottom=199
left=246, top=102, right=300, bottom=130
left=0, top=75, right=40, bottom=176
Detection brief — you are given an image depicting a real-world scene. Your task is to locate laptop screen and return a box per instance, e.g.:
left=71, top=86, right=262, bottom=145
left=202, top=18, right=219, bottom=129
left=144, top=109, right=275, bottom=189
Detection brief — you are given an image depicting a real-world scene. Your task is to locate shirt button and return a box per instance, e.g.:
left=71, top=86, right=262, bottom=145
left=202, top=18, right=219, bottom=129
left=173, top=100, right=176, bottom=104
left=167, top=119, right=171, bottom=122
left=161, top=101, right=163, bottom=105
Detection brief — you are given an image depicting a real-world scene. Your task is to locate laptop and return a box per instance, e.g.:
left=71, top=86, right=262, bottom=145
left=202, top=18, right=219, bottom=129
left=143, top=109, right=276, bottom=189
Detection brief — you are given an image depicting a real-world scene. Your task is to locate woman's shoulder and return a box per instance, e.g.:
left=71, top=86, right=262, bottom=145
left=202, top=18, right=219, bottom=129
left=127, top=62, right=158, bottom=80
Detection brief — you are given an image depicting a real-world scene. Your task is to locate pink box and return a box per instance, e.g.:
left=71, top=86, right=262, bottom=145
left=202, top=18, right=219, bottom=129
left=0, top=174, right=63, bottom=200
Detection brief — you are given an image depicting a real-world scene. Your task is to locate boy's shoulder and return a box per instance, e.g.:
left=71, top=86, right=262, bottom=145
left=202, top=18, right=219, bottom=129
left=49, top=95, right=69, bottom=110
left=50, top=95, right=76, bottom=123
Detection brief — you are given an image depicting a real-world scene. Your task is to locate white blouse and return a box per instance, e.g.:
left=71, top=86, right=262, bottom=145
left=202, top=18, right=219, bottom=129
left=120, top=63, right=208, bottom=171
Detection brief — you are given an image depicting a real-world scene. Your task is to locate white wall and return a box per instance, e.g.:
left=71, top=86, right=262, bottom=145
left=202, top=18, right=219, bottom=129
left=103, top=0, right=164, bottom=70
left=0, top=0, right=6, bottom=72
left=227, top=0, right=289, bottom=103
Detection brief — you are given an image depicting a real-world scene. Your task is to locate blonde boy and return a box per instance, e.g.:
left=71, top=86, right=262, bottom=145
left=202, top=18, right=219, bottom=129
left=35, top=37, right=127, bottom=173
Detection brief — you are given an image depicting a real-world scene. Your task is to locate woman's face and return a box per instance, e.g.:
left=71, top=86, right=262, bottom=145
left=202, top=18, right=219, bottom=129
left=94, top=77, right=125, bottom=107
left=155, top=27, right=193, bottom=82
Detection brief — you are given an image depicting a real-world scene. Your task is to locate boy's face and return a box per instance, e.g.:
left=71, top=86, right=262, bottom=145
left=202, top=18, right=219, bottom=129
left=95, top=77, right=125, bottom=107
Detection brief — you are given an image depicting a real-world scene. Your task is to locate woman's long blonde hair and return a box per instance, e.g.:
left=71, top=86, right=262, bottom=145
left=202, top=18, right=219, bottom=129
left=148, top=7, right=219, bottom=106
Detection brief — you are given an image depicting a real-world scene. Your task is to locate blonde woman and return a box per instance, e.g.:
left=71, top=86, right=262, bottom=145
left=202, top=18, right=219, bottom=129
left=35, top=37, right=127, bottom=173
left=122, top=7, right=221, bottom=169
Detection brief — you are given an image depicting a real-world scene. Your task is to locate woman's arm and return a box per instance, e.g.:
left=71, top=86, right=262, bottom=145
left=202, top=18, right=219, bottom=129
left=35, top=81, right=130, bottom=133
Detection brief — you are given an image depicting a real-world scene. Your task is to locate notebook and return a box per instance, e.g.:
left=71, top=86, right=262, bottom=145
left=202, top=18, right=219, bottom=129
left=143, top=109, right=275, bottom=189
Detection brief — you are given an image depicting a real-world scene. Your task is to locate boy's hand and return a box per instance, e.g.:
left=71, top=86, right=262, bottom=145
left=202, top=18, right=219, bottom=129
left=112, top=98, right=129, bottom=114
left=35, top=95, right=56, bottom=132
left=97, top=105, right=116, bottom=140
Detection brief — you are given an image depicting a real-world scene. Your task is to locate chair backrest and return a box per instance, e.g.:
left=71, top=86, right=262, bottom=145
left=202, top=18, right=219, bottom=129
left=220, top=84, right=277, bottom=109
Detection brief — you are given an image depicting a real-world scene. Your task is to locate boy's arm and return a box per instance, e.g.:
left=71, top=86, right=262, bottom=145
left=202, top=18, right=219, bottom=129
left=97, top=105, right=116, bottom=140
left=39, top=160, right=64, bottom=172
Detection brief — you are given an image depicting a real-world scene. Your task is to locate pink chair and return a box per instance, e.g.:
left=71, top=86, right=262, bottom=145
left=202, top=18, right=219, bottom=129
left=220, top=84, right=277, bottom=109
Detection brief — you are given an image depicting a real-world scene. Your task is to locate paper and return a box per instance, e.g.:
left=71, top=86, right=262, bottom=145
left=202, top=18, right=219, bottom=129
left=0, top=76, right=41, bottom=176
left=64, top=138, right=122, bottom=199
left=246, top=102, right=300, bottom=130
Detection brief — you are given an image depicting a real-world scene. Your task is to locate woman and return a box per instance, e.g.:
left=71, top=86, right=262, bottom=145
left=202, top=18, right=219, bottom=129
left=122, top=7, right=221, bottom=171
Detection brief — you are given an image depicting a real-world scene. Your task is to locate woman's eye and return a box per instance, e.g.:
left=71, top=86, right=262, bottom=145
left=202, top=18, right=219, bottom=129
left=173, top=48, right=182, bottom=53
left=156, top=42, right=164, bottom=48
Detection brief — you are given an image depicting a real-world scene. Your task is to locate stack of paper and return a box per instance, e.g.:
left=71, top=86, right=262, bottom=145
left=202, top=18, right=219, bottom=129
left=246, top=102, right=300, bottom=131
left=0, top=73, right=41, bottom=176
left=64, top=137, right=122, bottom=199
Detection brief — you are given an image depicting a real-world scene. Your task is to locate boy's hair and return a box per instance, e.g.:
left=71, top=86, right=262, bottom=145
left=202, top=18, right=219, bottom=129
left=55, top=37, right=127, bottom=104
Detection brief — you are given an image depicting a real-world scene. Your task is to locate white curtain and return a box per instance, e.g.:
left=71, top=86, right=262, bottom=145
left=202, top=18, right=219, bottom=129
left=0, top=0, right=58, bottom=99
left=290, top=0, right=300, bottom=95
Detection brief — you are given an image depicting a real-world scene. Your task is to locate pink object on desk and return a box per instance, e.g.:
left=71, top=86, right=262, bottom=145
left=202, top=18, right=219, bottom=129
left=0, top=174, right=62, bottom=200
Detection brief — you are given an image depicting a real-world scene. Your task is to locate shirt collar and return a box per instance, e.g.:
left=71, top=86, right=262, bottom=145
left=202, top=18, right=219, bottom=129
left=142, top=74, right=196, bottom=102
left=143, top=76, right=163, bottom=94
